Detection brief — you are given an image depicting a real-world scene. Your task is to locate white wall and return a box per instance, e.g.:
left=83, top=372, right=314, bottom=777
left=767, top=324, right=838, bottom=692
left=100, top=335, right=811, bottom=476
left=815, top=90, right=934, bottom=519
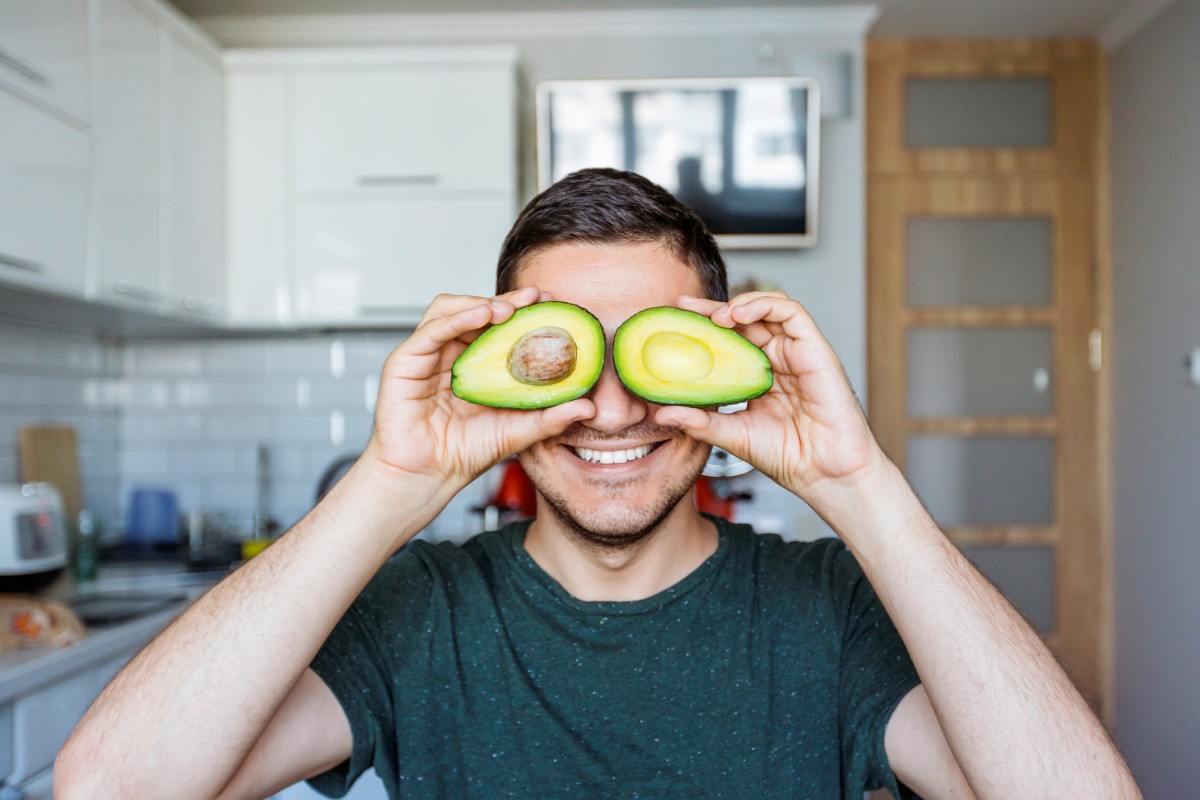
left=1109, top=0, right=1200, bottom=792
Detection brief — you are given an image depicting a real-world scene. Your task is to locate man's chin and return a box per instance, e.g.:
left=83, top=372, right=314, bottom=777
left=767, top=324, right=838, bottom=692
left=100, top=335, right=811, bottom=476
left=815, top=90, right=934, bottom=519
left=537, top=488, right=686, bottom=552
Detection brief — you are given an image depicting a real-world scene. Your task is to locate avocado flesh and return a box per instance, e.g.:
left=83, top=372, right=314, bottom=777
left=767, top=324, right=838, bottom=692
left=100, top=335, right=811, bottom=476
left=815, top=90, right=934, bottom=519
left=452, top=301, right=605, bottom=409
left=614, top=307, right=773, bottom=406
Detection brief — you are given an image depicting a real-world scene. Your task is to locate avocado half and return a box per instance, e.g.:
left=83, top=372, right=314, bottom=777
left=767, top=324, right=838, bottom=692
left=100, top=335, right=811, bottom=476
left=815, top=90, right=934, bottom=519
left=613, top=307, right=773, bottom=406
left=451, top=301, right=605, bottom=409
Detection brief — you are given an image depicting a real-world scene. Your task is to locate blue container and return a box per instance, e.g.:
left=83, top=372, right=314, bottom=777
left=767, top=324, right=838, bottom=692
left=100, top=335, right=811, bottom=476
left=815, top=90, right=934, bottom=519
left=126, top=488, right=179, bottom=546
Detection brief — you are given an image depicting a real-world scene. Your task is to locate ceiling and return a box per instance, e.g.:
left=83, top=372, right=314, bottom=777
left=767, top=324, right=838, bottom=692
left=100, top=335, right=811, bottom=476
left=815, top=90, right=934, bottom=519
left=167, top=0, right=1142, bottom=40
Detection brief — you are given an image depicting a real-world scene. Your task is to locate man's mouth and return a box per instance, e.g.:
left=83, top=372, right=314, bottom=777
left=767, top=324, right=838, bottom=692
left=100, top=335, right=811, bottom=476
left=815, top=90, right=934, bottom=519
left=569, top=443, right=660, bottom=464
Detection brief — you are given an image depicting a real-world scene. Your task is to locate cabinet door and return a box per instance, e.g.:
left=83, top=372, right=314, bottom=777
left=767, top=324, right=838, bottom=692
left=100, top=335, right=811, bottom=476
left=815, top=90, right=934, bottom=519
left=164, top=32, right=224, bottom=322
left=0, top=0, right=90, bottom=124
left=292, top=194, right=513, bottom=323
left=89, top=0, right=164, bottom=310
left=291, top=65, right=514, bottom=194
left=12, top=655, right=128, bottom=783
left=0, top=89, right=88, bottom=296
left=224, top=68, right=290, bottom=327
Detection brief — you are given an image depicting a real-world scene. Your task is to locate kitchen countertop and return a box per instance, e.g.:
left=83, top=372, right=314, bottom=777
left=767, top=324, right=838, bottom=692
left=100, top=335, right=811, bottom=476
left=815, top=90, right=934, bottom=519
left=0, top=563, right=230, bottom=704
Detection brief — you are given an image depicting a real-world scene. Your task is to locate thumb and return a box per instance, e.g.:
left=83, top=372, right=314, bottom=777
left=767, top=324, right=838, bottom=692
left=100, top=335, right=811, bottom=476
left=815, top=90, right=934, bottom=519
left=500, top=398, right=595, bottom=455
left=654, top=406, right=749, bottom=459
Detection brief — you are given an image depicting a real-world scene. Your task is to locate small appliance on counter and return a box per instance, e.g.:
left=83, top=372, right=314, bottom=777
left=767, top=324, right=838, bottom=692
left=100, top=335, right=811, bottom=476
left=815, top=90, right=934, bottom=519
left=695, top=447, right=755, bottom=520
left=0, top=482, right=68, bottom=593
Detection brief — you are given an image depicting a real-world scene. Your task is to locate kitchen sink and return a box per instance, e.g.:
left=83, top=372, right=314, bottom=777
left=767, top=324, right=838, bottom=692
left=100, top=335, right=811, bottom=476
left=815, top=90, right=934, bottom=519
left=66, top=590, right=191, bottom=627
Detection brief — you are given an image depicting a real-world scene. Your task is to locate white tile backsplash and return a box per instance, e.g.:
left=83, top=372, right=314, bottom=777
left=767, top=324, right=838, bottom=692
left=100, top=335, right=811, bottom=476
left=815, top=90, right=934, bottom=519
left=2, top=322, right=811, bottom=544
left=0, top=321, right=122, bottom=531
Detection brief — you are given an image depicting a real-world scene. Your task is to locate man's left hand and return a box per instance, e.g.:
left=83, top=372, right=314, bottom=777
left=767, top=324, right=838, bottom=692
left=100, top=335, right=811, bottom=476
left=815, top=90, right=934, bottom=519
left=655, top=291, right=887, bottom=509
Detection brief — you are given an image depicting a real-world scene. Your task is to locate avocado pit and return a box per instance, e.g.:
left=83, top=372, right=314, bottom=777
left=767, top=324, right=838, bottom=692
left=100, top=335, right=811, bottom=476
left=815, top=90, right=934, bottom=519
left=507, top=326, right=578, bottom=386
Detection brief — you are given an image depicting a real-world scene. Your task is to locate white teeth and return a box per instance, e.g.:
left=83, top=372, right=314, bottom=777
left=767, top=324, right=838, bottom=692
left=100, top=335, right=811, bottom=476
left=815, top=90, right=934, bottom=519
left=572, top=444, right=653, bottom=464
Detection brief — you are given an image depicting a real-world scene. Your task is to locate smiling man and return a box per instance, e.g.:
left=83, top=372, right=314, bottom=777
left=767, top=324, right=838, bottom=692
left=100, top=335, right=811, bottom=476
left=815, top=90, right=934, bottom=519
left=56, top=169, right=1140, bottom=800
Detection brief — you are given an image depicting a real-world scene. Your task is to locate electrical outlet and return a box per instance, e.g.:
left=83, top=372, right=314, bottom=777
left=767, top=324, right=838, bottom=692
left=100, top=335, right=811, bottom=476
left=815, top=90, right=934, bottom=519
left=1189, top=348, right=1200, bottom=387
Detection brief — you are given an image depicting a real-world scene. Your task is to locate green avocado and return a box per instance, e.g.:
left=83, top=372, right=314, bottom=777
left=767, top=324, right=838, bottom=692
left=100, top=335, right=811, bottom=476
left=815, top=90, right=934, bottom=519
left=451, top=301, right=606, bottom=409
left=613, top=307, right=773, bottom=406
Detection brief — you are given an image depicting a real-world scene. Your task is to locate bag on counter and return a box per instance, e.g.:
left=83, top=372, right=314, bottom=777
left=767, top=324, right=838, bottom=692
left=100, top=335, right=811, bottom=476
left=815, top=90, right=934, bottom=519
left=0, top=595, right=85, bottom=650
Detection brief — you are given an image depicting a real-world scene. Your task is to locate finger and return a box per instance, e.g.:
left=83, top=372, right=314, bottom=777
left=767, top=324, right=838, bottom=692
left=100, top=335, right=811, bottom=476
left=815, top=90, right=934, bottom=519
left=402, top=303, right=498, bottom=358
left=653, top=405, right=752, bottom=461
left=416, top=286, right=542, bottom=328
left=499, top=398, right=595, bottom=456
left=674, top=294, right=776, bottom=350
left=722, top=295, right=825, bottom=343
left=676, top=294, right=725, bottom=315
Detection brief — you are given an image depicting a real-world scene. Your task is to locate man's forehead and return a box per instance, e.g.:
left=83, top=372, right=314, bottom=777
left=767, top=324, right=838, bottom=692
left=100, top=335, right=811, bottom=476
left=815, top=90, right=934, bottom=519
left=513, top=241, right=702, bottom=304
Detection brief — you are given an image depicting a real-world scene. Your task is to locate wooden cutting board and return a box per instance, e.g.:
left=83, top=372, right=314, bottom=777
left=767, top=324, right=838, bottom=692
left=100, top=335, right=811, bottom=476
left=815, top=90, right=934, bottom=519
left=19, top=425, right=83, bottom=520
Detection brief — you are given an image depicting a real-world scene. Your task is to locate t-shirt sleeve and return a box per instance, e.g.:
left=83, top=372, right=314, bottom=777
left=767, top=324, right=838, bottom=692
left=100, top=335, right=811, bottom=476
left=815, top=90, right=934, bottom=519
left=305, top=550, right=435, bottom=798
left=826, top=539, right=923, bottom=799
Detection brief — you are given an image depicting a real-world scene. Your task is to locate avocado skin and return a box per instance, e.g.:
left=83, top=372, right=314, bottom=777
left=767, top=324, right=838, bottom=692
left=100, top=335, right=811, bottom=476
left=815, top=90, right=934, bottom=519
left=451, top=301, right=605, bottom=409
left=613, top=307, right=774, bottom=406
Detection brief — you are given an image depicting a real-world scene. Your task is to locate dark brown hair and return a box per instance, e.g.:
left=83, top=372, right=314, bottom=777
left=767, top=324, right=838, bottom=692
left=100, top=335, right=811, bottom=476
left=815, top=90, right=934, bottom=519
left=496, top=168, right=728, bottom=301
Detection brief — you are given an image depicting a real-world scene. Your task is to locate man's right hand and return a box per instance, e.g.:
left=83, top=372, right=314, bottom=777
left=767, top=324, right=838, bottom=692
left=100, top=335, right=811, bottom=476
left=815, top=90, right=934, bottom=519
left=363, top=285, right=595, bottom=507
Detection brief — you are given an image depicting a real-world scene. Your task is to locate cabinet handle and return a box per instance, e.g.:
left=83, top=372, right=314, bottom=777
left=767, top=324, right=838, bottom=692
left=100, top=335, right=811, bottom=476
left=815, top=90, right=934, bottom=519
left=0, top=252, right=44, bottom=273
left=182, top=295, right=224, bottom=318
left=113, top=279, right=163, bottom=303
left=359, top=305, right=418, bottom=317
left=356, top=174, right=440, bottom=188
left=0, top=47, right=49, bottom=86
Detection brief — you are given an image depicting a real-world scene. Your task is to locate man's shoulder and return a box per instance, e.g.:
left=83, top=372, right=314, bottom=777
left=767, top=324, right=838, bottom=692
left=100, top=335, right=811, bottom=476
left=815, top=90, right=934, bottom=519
left=717, top=516, right=849, bottom=568
left=715, top=517, right=861, bottom=598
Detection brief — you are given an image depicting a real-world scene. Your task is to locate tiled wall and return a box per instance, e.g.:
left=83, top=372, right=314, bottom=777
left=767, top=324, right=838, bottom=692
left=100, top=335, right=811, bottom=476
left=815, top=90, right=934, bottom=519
left=2, top=322, right=820, bottom=546
left=118, top=333, right=495, bottom=543
left=0, top=322, right=123, bottom=529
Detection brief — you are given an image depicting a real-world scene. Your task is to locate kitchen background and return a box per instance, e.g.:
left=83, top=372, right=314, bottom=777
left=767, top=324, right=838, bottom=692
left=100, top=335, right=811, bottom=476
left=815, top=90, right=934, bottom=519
left=1, top=0, right=1198, bottom=797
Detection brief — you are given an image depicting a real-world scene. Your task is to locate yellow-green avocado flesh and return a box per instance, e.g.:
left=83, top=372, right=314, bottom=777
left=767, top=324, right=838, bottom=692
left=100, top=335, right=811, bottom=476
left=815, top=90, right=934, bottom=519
left=451, top=301, right=605, bottom=409
left=613, top=307, right=773, bottom=406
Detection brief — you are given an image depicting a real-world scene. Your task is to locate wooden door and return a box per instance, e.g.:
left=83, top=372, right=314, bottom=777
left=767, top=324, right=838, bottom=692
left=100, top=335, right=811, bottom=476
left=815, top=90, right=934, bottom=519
left=867, top=40, right=1112, bottom=718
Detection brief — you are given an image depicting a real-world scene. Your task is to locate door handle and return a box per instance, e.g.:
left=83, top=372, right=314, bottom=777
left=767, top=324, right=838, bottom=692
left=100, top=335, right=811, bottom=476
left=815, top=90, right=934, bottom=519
left=113, top=279, right=163, bottom=303
left=0, top=252, right=43, bottom=273
left=0, top=46, right=49, bottom=86
left=356, top=174, right=439, bottom=187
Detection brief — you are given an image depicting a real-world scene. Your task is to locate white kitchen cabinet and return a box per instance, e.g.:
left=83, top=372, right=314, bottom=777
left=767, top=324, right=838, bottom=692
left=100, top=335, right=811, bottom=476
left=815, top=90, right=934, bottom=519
left=88, top=0, right=164, bottom=311
left=224, top=47, right=518, bottom=328
left=292, top=195, right=511, bottom=323
left=163, top=30, right=224, bottom=322
left=291, top=65, right=513, bottom=194
left=224, top=68, right=290, bottom=326
left=0, top=0, right=90, bottom=125
left=0, top=89, right=89, bottom=297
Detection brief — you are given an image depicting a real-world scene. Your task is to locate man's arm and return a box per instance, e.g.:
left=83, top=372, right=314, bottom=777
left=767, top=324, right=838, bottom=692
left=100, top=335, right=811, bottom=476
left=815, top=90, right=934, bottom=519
left=822, top=461, right=1139, bottom=798
left=661, top=291, right=1140, bottom=799
left=54, top=287, right=594, bottom=800
left=53, top=460, right=447, bottom=800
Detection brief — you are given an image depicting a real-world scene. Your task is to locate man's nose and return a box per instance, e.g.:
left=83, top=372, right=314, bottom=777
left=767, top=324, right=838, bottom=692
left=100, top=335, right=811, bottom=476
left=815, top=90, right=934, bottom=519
left=583, top=358, right=647, bottom=434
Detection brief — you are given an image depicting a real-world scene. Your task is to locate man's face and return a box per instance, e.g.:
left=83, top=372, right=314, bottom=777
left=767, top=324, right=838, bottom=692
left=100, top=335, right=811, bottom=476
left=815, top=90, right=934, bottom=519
left=514, top=241, right=712, bottom=549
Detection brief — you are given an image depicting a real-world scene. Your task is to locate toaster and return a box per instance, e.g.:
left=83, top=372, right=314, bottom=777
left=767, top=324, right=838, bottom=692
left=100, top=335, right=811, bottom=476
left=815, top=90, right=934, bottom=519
left=0, top=483, right=68, bottom=584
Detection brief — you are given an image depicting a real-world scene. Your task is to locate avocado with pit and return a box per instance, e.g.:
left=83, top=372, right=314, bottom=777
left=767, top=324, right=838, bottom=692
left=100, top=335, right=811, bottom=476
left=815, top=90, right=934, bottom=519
left=613, top=307, right=773, bottom=406
left=452, top=301, right=606, bottom=409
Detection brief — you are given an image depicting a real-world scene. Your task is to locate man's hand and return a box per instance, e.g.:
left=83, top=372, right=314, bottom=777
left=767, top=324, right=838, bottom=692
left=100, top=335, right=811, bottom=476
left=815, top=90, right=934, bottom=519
left=655, top=291, right=886, bottom=511
left=365, top=285, right=594, bottom=503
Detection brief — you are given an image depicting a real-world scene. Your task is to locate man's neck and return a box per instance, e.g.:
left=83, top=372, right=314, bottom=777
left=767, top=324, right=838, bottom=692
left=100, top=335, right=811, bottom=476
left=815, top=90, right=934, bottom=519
left=523, top=499, right=719, bottom=602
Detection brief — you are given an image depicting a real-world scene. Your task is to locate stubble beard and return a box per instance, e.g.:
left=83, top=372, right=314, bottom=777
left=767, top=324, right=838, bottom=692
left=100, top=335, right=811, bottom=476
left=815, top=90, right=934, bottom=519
left=519, top=427, right=708, bottom=552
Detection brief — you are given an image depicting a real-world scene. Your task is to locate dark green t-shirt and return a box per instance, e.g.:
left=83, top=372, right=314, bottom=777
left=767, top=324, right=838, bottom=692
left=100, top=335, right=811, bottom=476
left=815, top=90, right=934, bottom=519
left=309, top=517, right=920, bottom=799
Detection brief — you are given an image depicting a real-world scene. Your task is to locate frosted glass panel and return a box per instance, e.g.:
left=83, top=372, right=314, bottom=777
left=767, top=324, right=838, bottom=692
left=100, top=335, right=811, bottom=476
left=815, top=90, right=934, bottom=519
left=907, top=436, right=1054, bottom=525
left=961, top=546, right=1055, bottom=633
left=907, top=328, right=1054, bottom=417
left=906, top=77, right=1051, bottom=148
left=907, top=218, right=1052, bottom=306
